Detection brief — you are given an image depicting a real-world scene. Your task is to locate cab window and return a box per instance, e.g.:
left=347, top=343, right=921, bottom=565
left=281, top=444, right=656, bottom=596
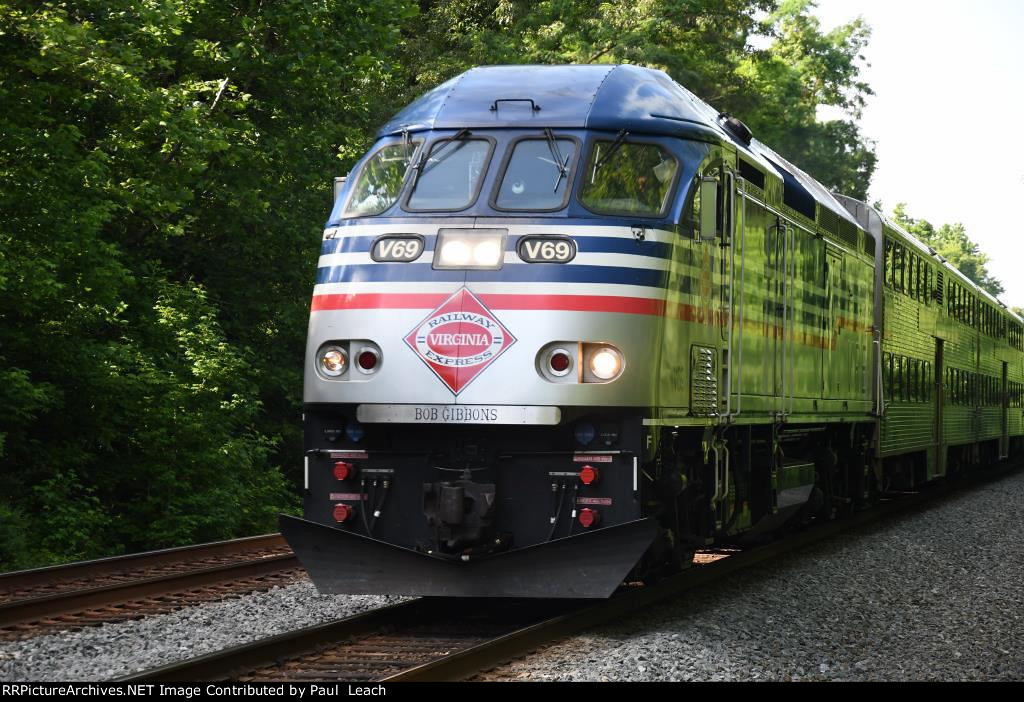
left=579, top=140, right=678, bottom=216
left=344, top=141, right=420, bottom=217
left=494, top=137, right=577, bottom=211
left=405, top=138, right=492, bottom=211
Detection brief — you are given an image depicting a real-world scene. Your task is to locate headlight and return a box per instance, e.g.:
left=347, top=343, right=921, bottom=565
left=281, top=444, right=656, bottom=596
left=472, top=239, right=503, bottom=267
left=439, top=239, right=471, bottom=266
left=433, top=228, right=507, bottom=270
left=587, top=346, right=623, bottom=381
left=320, top=346, right=347, bottom=376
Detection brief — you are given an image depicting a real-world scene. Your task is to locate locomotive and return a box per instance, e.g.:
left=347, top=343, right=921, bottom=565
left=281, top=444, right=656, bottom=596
left=280, top=64, right=1024, bottom=598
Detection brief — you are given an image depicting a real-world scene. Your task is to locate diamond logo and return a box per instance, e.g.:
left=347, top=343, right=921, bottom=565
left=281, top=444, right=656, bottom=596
left=404, top=287, right=516, bottom=395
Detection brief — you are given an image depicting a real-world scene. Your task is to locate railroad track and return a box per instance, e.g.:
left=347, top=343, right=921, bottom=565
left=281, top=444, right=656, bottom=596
left=118, top=463, right=1021, bottom=683
left=0, top=534, right=303, bottom=640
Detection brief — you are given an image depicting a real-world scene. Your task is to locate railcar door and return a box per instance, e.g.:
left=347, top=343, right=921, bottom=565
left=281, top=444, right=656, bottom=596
left=769, top=217, right=797, bottom=417
left=823, top=248, right=843, bottom=398
left=934, top=339, right=946, bottom=477
left=726, top=186, right=774, bottom=411
left=1001, top=361, right=1009, bottom=459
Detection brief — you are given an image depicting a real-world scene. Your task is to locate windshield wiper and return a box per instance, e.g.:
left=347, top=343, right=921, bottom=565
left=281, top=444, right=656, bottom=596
left=410, top=128, right=471, bottom=190
left=592, top=129, right=629, bottom=176
left=544, top=128, right=570, bottom=192
left=401, top=129, right=412, bottom=165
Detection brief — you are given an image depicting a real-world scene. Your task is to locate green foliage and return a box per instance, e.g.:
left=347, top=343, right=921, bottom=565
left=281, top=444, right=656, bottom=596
left=891, top=204, right=1004, bottom=298
left=0, top=0, right=414, bottom=568
left=734, top=0, right=876, bottom=197
left=0, top=0, right=877, bottom=569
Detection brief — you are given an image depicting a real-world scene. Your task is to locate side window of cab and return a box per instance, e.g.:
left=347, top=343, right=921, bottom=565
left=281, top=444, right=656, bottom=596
left=343, top=140, right=421, bottom=217
left=578, top=140, right=678, bottom=217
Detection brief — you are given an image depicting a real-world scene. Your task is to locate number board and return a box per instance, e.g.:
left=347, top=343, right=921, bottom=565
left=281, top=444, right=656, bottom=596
left=517, top=236, right=577, bottom=263
left=371, top=235, right=425, bottom=262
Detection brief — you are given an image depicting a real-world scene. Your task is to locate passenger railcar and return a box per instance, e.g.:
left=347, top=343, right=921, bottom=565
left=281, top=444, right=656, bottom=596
left=280, top=65, right=1024, bottom=598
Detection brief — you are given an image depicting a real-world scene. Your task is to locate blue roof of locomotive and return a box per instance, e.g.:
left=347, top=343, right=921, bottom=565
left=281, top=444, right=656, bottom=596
left=377, top=64, right=860, bottom=228
left=377, top=64, right=726, bottom=142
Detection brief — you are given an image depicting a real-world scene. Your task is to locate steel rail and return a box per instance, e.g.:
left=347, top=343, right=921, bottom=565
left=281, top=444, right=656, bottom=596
left=117, top=599, right=482, bottom=682
left=0, top=533, right=287, bottom=594
left=0, top=554, right=299, bottom=629
left=0, top=534, right=298, bottom=634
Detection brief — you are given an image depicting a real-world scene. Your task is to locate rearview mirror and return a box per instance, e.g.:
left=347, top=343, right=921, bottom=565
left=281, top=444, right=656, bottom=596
left=699, top=176, right=719, bottom=241
left=333, top=175, right=348, bottom=203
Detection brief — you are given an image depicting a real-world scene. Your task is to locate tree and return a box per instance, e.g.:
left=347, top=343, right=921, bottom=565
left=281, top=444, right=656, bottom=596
left=0, top=0, right=416, bottom=567
left=891, top=204, right=1004, bottom=298
left=735, top=0, right=876, bottom=197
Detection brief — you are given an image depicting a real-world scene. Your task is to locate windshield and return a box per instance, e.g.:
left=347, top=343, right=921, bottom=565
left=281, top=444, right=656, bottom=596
left=494, top=137, right=577, bottom=211
left=405, top=138, right=491, bottom=211
left=344, top=141, right=419, bottom=217
left=579, top=141, right=678, bottom=216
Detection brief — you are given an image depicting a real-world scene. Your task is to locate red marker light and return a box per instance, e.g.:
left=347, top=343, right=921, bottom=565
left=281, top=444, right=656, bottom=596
left=333, top=503, right=355, bottom=523
left=549, top=351, right=571, bottom=374
left=333, top=461, right=355, bottom=481
left=358, top=350, right=379, bottom=371
left=579, top=465, right=599, bottom=485
left=578, top=508, right=599, bottom=528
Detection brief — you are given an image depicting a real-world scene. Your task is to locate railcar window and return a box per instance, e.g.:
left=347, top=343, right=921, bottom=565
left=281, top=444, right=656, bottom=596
left=894, top=245, right=905, bottom=292
left=494, top=138, right=577, bottom=210
left=884, top=354, right=892, bottom=399
left=918, top=361, right=923, bottom=402
left=884, top=240, right=893, bottom=288
left=913, top=258, right=921, bottom=302
left=904, top=357, right=912, bottom=402
left=579, top=141, right=678, bottom=216
left=922, top=265, right=928, bottom=302
left=344, top=141, right=421, bottom=217
left=405, top=138, right=491, bottom=211
left=908, top=358, right=915, bottom=402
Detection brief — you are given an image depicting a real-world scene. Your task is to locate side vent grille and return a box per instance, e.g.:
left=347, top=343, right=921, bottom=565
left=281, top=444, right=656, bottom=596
left=838, top=219, right=859, bottom=249
left=818, top=207, right=859, bottom=249
left=935, top=271, right=944, bottom=305
left=690, top=345, right=719, bottom=417
left=818, top=208, right=840, bottom=236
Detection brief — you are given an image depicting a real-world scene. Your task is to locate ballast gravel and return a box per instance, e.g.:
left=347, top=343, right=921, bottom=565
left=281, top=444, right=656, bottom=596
left=3, top=472, right=1023, bottom=682
left=0, top=582, right=406, bottom=681
left=483, top=470, right=1024, bottom=682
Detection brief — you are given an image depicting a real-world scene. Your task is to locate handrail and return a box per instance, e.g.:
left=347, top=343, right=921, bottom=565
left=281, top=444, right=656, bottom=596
left=786, top=223, right=796, bottom=417
left=723, top=170, right=735, bottom=417
left=489, top=98, right=541, bottom=112
left=775, top=220, right=788, bottom=418
left=736, top=177, right=747, bottom=418
left=874, top=328, right=885, bottom=416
